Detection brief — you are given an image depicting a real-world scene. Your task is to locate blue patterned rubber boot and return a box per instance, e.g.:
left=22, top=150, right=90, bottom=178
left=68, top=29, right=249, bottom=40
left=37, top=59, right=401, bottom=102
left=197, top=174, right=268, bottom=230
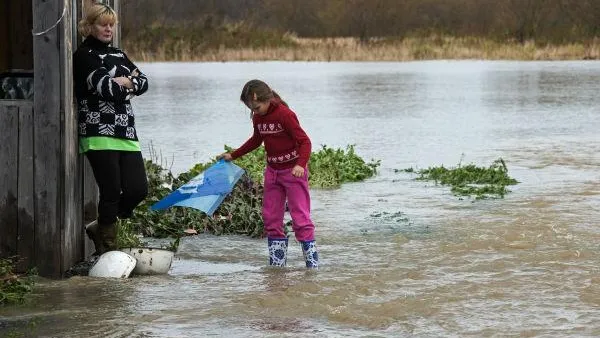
left=268, top=238, right=288, bottom=267
left=300, top=240, right=319, bottom=269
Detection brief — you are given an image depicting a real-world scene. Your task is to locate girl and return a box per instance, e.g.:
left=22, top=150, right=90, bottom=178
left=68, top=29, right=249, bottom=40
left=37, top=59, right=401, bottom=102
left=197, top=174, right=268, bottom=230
left=219, top=80, right=319, bottom=268
left=73, top=3, right=149, bottom=255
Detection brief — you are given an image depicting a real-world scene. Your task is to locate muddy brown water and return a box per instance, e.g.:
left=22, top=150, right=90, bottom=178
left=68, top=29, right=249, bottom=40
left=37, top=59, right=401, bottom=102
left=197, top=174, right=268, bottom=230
left=1, top=61, right=599, bottom=337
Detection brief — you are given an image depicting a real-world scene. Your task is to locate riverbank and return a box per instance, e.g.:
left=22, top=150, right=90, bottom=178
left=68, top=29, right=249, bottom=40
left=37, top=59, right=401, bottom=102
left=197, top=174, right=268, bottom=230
left=123, top=35, right=600, bottom=62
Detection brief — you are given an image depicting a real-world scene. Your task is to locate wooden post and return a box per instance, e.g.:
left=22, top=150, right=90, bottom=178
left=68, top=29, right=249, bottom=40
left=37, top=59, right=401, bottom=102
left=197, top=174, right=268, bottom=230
left=32, top=0, right=79, bottom=278
left=32, top=0, right=62, bottom=278
left=60, top=0, right=80, bottom=274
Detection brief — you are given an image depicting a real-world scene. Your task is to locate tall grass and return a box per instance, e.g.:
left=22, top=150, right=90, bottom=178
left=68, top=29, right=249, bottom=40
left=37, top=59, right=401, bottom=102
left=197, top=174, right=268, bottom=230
left=123, top=21, right=297, bottom=62
left=123, top=28, right=600, bottom=62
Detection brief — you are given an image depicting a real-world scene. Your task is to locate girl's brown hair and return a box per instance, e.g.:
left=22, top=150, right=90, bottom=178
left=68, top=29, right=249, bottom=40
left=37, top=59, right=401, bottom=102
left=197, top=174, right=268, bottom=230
left=77, top=3, right=117, bottom=38
left=240, top=79, right=288, bottom=107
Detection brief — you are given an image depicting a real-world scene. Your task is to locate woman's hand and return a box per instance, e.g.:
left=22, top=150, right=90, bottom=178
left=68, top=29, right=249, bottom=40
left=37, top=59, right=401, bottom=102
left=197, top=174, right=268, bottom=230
left=217, top=153, right=233, bottom=161
left=112, top=76, right=133, bottom=89
left=291, top=165, right=305, bottom=177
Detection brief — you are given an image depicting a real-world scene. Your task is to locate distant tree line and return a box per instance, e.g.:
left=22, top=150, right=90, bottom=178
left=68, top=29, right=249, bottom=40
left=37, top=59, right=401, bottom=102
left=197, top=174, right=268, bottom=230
left=121, top=0, right=600, bottom=44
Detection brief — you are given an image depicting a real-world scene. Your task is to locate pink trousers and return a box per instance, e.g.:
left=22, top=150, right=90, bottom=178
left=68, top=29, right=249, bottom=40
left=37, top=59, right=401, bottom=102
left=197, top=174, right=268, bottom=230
left=263, top=166, right=315, bottom=242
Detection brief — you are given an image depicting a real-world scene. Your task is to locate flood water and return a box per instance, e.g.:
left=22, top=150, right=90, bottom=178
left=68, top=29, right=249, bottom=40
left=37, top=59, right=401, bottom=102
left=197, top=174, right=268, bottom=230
left=2, top=61, right=600, bottom=337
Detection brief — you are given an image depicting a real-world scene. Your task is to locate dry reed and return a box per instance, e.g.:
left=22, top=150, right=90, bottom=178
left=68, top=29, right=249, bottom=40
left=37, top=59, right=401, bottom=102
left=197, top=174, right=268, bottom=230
left=124, top=36, right=600, bottom=62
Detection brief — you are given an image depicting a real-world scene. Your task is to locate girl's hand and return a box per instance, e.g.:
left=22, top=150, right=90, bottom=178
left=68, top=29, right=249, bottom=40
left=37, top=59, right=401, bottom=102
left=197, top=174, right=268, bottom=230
left=217, top=153, right=233, bottom=161
left=291, top=165, right=305, bottom=177
left=112, top=76, right=133, bottom=89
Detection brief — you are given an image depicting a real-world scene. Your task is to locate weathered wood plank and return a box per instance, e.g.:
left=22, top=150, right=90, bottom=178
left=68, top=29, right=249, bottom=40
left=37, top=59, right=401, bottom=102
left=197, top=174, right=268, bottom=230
left=33, top=0, right=63, bottom=278
left=60, top=0, right=81, bottom=274
left=17, top=102, right=35, bottom=272
left=0, top=103, right=19, bottom=259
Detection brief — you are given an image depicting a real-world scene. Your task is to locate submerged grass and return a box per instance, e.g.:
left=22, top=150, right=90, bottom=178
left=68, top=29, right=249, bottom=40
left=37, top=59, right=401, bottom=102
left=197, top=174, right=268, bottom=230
left=398, top=158, right=518, bottom=200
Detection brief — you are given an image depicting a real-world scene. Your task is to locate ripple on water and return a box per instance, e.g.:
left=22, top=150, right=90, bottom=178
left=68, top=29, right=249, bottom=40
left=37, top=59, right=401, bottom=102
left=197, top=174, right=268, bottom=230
left=4, top=61, right=600, bottom=337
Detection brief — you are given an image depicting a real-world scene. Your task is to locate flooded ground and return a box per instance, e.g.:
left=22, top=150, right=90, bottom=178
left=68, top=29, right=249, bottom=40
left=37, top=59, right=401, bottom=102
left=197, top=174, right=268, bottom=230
left=1, top=61, right=600, bottom=337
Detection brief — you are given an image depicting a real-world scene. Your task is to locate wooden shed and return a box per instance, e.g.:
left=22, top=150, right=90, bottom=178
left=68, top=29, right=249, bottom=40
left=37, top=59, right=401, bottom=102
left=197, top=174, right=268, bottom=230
left=0, top=0, right=121, bottom=278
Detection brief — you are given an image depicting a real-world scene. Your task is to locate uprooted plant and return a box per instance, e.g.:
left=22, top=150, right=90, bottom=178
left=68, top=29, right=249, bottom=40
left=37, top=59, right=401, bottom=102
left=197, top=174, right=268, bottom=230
left=398, top=157, right=518, bottom=200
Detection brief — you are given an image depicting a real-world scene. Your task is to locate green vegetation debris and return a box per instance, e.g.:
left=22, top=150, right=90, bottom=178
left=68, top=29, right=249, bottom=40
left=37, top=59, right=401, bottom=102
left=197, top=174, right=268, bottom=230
left=116, top=144, right=380, bottom=248
left=0, top=258, right=35, bottom=306
left=398, top=158, right=518, bottom=200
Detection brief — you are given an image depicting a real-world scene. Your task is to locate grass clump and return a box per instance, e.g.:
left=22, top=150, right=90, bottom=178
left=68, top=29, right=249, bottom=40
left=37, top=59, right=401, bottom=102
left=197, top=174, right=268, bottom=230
left=398, top=158, right=518, bottom=200
left=228, top=144, right=381, bottom=189
left=1, top=258, right=35, bottom=306
left=309, top=145, right=381, bottom=189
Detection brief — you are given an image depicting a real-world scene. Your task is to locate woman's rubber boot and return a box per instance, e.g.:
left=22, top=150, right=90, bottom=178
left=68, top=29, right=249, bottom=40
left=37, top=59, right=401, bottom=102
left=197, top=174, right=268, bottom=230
left=85, top=220, right=106, bottom=256
left=300, top=240, right=319, bottom=269
left=98, top=222, right=118, bottom=252
left=268, top=238, right=288, bottom=267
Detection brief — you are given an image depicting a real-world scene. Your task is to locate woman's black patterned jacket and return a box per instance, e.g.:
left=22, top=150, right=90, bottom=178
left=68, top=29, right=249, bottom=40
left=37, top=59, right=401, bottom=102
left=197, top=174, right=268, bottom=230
left=73, top=36, right=148, bottom=141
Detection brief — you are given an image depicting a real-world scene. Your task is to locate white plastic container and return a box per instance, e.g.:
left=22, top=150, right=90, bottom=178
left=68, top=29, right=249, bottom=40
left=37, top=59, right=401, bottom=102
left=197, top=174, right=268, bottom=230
left=88, top=251, right=137, bottom=278
left=120, top=247, right=174, bottom=275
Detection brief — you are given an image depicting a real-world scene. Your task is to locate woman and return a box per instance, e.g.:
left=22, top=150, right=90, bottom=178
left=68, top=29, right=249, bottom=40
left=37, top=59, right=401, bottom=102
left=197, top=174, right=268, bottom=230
left=73, top=3, right=149, bottom=255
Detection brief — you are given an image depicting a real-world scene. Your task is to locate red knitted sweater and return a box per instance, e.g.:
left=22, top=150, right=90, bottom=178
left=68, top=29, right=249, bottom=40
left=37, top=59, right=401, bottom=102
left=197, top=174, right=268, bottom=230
left=231, top=100, right=311, bottom=169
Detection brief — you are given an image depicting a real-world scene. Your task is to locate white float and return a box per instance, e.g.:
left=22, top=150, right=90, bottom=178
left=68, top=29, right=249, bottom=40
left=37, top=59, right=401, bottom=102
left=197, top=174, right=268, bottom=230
left=120, top=247, right=174, bottom=275
left=88, top=251, right=137, bottom=278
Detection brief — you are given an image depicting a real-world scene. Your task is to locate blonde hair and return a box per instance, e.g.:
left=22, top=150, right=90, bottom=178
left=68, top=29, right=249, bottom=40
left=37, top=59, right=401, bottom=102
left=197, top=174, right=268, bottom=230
left=77, top=3, right=117, bottom=37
